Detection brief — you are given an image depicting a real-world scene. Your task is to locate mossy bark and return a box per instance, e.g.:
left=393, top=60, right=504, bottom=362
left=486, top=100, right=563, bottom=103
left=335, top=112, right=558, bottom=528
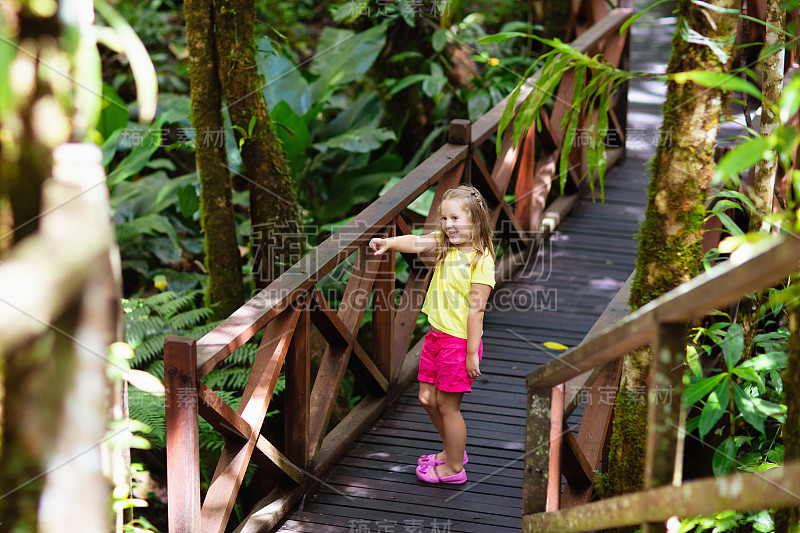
left=185, top=0, right=244, bottom=319
left=603, top=0, right=741, bottom=508
left=214, top=0, right=302, bottom=289
left=543, top=0, right=573, bottom=42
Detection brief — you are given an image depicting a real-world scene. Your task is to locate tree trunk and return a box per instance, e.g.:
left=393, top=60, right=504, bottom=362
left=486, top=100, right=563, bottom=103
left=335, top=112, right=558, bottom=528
left=603, top=0, right=741, bottom=504
left=775, top=305, right=800, bottom=532
left=749, top=0, right=785, bottom=233
left=736, top=0, right=786, bottom=363
left=185, top=0, right=244, bottom=319
left=214, top=0, right=302, bottom=289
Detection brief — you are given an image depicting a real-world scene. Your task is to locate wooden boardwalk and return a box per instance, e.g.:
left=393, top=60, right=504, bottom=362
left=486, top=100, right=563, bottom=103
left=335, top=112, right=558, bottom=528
left=274, top=161, right=650, bottom=532
left=274, top=2, right=670, bottom=530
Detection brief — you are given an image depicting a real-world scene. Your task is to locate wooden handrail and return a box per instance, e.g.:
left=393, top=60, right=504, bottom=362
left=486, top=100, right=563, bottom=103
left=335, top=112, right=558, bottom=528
left=524, top=234, right=800, bottom=528
left=528, top=237, right=800, bottom=389
left=164, top=6, right=634, bottom=532
left=525, top=459, right=800, bottom=532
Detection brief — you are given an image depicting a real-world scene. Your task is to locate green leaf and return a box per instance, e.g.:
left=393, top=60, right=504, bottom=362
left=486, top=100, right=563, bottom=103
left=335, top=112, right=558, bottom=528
left=722, top=323, right=744, bottom=370
left=683, top=373, right=727, bottom=407
left=116, top=214, right=181, bottom=253
left=699, top=377, right=729, bottom=438
left=310, top=23, right=388, bottom=97
left=731, top=366, right=764, bottom=389
left=732, top=381, right=765, bottom=433
left=477, top=31, right=531, bottom=44
left=620, top=0, right=674, bottom=35
left=432, top=29, right=447, bottom=52
left=397, top=0, right=416, bottom=27
left=496, top=85, right=521, bottom=155
left=389, top=74, right=429, bottom=97
left=468, top=90, right=491, bottom=122
left=312, top=126, right=396, bottom=153
left=780, top=74, right=800, bottom=121
left=559, top=109, right=579, bottom=193
left=712, top=436, right=736, bottom=476
left=671, top=70, right=763, bottom=101
left=271, top=100, right=311, bottom=174
left=741, top=351, right=787, bottom=371
left=97, top=83, right=129, bottom=140
left=713, top=135, right=776, bottom=185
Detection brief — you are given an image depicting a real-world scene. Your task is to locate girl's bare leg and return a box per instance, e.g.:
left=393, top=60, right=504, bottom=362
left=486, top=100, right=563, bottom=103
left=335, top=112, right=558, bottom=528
left=419, top=382, right=447, bottom=459
left=436, top=390, right=466, bottom=476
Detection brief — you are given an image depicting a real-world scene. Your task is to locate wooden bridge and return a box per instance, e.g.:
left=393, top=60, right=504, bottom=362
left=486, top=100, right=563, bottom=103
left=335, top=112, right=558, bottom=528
left=161, top=0, right=800, bottom=532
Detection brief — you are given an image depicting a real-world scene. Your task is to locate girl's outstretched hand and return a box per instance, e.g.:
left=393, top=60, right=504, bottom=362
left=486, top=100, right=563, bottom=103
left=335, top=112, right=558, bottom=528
left=369, top=237, right=389, bottom=255
left=466, top=352, right=481, bottom=379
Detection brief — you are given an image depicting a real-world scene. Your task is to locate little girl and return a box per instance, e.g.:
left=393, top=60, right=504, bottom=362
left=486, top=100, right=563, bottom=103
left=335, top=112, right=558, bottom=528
left=369, top=185, right=495, bottom=485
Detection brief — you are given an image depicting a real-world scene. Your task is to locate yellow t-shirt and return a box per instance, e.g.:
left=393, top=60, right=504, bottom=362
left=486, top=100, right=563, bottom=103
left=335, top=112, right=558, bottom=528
left=421, top=247, right=496, bottom=339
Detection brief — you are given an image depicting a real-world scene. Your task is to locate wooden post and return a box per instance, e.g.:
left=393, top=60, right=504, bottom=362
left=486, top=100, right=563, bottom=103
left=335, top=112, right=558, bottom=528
left=641, top=322, right=686, bottom=533
left=165, top=336, right=201, bottom=533
left=449, top=119, right=472, bottom=184
left=524, top=385, right=554, bottom=514
left=547, top=383, right=565, bottom=511
left=285, top=294, right=311, bottom=470
left=373, top=224, right=396, bottom=383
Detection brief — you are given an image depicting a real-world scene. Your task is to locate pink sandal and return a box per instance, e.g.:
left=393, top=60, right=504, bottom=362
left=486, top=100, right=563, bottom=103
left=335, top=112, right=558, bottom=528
left=416, top=464, right=467, bottom=484
left=418, top=450, right=468, bottom=467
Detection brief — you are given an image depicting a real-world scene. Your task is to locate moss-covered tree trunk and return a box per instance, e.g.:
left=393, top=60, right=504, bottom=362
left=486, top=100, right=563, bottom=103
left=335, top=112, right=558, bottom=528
left=185, top=0, right=244, bottom=318
left=603, top=0, right=741, bottom=504
left=214, top=0, right=302, bottom=289
left=543, top=0, right=573, bottom=42
left=776, top=304, right=800, bottom=532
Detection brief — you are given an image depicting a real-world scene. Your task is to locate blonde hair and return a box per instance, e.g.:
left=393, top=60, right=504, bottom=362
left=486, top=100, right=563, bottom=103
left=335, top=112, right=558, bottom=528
left=433, top=185, right=495, bottom=268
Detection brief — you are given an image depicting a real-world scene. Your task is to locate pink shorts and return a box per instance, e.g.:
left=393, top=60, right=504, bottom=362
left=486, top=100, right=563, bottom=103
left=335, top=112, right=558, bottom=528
left=418, top=328, right=482, bottom=393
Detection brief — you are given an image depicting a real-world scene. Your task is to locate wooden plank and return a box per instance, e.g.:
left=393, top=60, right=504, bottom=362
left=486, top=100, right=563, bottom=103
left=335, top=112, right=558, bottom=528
left=308, top=342, right=352, bottom=461
left=200, top=307, right=300, bottom=533
left=197, top=383, right=250, bottom=440
left=547, top=384, right=565, bottom=511
left=527, top=237, right=800, bottom=388
left=490, top=127, right=521, bottom=194
left=233, top=484, right=307, bottom=533
left=164, top=337, right=201, bottom=533
left=285, top=294, right=311, bottom=469
left=254, top=435, right=306, bottom=485
left=309, top=289, right=388, bottom=395
left=524, top=461, right=800, bottom=533
left=195, top=142, right=468, bottom=374
left=372, top=224, right=396, bottom=381
left=338, top=245, right=381, bottom=333
left=561, top=429, right=594, bottom=488
left=514, top=125, right=537, bottom=231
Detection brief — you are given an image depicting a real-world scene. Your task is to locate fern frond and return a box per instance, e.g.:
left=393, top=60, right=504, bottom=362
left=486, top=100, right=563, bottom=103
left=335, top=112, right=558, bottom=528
left=133, top=333, right=169, bottom=368
left=169, top=307, right=214, bottom=331
left=202, top=367, right=252, bottom=391
left=140, top=290, right=179, bottom=307
left=128, top=388, right=166, bottom=449
left=226, top=343, right=259, bottom=366
left=188, top=319, right=223, bottom=340
left=156, top=290, right=202, bottom=318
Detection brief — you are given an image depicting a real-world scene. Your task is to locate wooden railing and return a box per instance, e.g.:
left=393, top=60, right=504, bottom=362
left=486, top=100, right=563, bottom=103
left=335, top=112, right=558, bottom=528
left=163, top=8, right=633, bottom=532
left=523, top=236, right=800, bottom=531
